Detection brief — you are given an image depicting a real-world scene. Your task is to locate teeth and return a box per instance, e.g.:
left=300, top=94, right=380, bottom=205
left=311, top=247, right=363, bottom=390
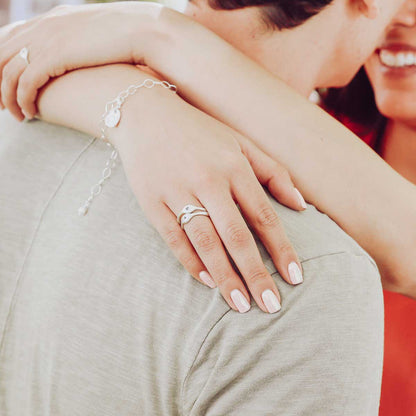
left=380, top=49, right=416, bottom=68
left=380, top=50, right=396, bottom=66
left=405, top=52, right=415, bottom=66
left=397, top=53, right=406, bottom=66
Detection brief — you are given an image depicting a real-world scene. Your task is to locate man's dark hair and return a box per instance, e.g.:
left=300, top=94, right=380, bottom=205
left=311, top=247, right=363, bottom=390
left=208, top=0, right=334, bottom=30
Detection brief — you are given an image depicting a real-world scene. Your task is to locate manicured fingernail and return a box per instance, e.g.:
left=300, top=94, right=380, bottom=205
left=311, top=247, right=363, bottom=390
left=199, top=271, right=216, bottom=288
left=288, top=262, right=303, bottom=285
left=294, top=188, right=307, bottom=210
left=261, top=289, right=281, bottom=313
left=22, top=110, right=32, bottom=120
left=230, top=289, right=251, bottom=313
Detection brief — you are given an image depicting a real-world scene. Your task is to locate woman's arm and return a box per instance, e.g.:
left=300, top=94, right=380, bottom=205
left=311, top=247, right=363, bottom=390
left=151, top=8, right=416, bottom=294
left=1, top=4, right=415, bottom=295
left=33, top=62, right=308, bottom=314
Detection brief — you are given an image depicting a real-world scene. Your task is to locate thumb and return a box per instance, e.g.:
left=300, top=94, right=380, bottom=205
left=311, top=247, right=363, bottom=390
left=238, top=135, right=307, bottom=211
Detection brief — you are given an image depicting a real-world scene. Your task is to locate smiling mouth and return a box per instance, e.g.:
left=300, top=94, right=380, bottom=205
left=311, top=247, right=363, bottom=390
left=378, top=48, right=416, bottom=68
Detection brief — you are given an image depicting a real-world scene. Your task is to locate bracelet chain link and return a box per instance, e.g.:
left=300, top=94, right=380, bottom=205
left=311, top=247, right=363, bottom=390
left=78, top=79, right=177, bottom=216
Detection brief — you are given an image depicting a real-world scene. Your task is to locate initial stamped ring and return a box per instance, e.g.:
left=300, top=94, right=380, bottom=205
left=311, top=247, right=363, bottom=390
left=18, top=47, right=29, bottom=65
left=177, top=204, right=210, bottom=229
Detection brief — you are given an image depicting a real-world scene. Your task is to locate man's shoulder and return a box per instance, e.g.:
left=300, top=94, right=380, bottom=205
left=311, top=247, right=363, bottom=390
left=180, top=250, right=383, bottom=415
left=259, top=194, right=377, bottom=273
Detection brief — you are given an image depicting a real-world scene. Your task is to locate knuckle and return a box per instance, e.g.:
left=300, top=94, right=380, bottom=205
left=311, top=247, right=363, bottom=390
left=276, top=241, right=294, bottom=258
left=163, top=227, right=183, bottom=249
left=180, top=253, right=197, bottom=271
left=214, top=272, right=230, bottom=286
left=225, top=222, right=250, bottom=247
left=247, top=267, right=269, bottom=285
left=255, top=205, right=280, bottom=227
left=193, top=229, right=216, bottom=253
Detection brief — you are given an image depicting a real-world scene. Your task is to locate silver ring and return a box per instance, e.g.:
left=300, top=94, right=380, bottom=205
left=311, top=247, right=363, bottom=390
left=177, top=204, right=208, bottom=224
left=18, top=47, right=29, bottom=65
left=177, top=204, right=209, bottom=229
left=180, top=211, right=210, bottom=229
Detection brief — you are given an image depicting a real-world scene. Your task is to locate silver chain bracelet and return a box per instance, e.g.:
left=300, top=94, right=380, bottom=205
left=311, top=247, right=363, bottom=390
left=78, top=79, right=177, bottom=216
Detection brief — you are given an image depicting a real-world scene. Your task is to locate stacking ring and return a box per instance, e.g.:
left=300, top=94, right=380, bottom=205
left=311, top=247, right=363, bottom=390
left=177, top=204, right=210, bottom=229
left=18, top=47, right=29, bottom=65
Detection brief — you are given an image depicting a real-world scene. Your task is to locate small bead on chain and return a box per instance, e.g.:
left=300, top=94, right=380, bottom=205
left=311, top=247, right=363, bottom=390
left=78, top=79, right=177, bottom=216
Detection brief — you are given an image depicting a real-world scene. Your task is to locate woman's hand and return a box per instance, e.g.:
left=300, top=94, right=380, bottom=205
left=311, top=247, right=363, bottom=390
left=100, top=77, right=306, bottom=314
left=0, top=1, right=162, bottom=118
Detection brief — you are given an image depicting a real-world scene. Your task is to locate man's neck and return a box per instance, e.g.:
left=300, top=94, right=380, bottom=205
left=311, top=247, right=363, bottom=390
left=186, top=0, right=345, bottom=98
left=254, top=25, right=334, bottom=97
left=383, top=121, right=416, bottom=185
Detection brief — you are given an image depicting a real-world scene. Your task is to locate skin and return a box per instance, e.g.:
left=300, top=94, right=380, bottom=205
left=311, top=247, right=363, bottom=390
left=0, top=0, right=415, bottom=313
left=361, top=8, right=416, bottom=413
left=365, top=0, right=416, bottom=183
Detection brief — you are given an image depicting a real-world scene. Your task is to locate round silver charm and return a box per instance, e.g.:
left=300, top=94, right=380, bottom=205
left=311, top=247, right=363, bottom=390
left=78, top=205, right=89, bottom=216
left=104, top=108, right=121, bottom=128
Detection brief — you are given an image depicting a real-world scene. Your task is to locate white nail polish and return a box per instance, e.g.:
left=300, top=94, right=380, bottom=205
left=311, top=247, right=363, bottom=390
left=22, top=110, right=32, bottom=120
left=294, top=188, right=307, bottom=210
left=261, top=289, right=281, bottom=313
left=230, top=289, right=251, bottom=313
left=199, top=271, right=216, bottom=288
left=288, top=262, right=303, bottom=285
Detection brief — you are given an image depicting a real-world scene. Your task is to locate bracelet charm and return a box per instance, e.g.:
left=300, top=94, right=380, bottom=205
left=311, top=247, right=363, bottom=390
left=78, top=79, right=177, bottom=216
left=104, top=108, right=121, bottom=128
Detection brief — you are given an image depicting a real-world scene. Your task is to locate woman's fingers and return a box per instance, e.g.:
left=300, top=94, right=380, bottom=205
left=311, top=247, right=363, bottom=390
left=17, top=62, right=51, bottom=118
left=1, top=53, right=27, bottom=120
left=144, top=201, right=213, bottom=288
left=0, top=36, right=30, bottom=110
left=199, top=190, right=282, bottom=314
left=231, top=162, right=304, bottom=287
left=238, top=133, right=307, bottom=211
left=167, top=196, right=253, bottom=314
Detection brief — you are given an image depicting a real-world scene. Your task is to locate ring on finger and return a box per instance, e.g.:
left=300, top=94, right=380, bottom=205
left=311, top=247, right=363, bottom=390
left=18, top=47, right=29, bottom=65
left=180, top=211, right=210, bottom=229
left=177, top=204, right=209, bottom=224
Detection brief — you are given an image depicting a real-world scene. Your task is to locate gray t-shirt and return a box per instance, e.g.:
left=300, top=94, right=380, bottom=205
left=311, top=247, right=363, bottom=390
left=0, top=113, right=383, bottom=415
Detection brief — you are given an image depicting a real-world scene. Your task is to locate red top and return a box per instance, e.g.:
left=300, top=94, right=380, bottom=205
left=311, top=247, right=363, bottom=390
left=338, top=113, right=416, bottom=416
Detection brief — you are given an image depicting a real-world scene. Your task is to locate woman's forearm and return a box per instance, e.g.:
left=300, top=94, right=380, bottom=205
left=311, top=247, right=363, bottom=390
left=148, top=8, right=416, bottom=292
left=36, top=63, right=174, bottom=144
left=30, top=5, right=416, bottom=292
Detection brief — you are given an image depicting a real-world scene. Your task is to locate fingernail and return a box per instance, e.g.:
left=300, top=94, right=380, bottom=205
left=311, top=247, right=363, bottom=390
left=294, top=188, right=307, bottom=210
left=230, top=289, right=251, bottom=313
left=0, top=103, right=4, bottom=110
left=199, top=271, right=216, bottom=288
left=261, top=289, right=281, bottom=313
left=22, top=110, right=32, bottom=120
left=288, top=262, right=303, bottom=285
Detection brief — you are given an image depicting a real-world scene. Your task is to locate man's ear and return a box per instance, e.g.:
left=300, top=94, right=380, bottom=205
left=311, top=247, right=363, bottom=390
left=358, top=0, right=380, bottom=19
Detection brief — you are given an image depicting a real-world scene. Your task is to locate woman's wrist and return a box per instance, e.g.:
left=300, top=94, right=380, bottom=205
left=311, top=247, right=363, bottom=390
left=37, top=64, right=173, bottom=140
left=107, top=76, right=181, bottom=150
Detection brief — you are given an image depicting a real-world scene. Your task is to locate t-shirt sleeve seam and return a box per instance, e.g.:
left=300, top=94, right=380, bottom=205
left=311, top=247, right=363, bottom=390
left=180, top=307, right=233, bottom=415
left=180, top=250, right=378, bottom=414
left=299, top=250, right=378, bottom=271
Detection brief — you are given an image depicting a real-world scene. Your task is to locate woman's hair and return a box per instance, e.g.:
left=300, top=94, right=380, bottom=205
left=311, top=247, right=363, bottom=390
left=208, top=0, right=334, bottom=30
left=322, top=68, right=387, bottom=152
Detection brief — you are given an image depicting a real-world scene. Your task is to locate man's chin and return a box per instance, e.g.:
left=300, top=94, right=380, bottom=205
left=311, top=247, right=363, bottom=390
left=321, top=68, right=362, bottom=90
